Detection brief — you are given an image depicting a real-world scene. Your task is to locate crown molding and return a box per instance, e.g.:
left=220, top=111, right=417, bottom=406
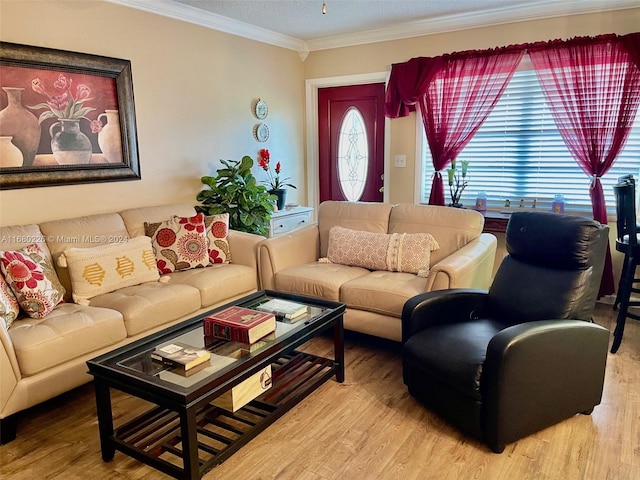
left=306, top=0, right=640, bottom=51
left=105, top=0, right=638, bottom=56
left=104, top=0, right=306, bottom=52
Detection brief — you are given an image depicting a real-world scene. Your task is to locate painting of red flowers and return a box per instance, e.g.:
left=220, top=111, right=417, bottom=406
left=0, top=42, right=140, bottom=189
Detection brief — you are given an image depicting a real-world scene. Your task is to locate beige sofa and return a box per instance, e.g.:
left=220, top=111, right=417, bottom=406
left=0, top=203, right=263, bottom=443
left=258, top=201, right=497, bottom=341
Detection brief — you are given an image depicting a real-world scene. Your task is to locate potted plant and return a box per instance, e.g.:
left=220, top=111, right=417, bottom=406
left=447, top=159, right=469, bottom=208
left=257, top=148, right=296, bottom=211
left=196, top=155, right=274, bottom=236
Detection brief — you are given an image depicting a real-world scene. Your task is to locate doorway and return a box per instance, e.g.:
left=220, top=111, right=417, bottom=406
left=305, top=72, right=389, bottom=213
left=318, top=83, right=385, bottom=202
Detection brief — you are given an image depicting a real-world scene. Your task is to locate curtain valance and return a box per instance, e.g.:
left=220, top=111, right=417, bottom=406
left=385, top=32, right=640, bottom=119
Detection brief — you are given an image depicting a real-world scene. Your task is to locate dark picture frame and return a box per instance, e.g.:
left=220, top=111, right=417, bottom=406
left=0, top=42, right=140, bottom=189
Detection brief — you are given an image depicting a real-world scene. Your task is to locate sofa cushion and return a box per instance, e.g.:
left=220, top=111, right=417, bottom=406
left=326, top=226, right=439, bottom=277
left=88, top=281, right=201, bottom=336
left=119, top=203, right=196, bottom=239
left=204, top=213, right=231, bottom=264
left=145, top=213, right=210, bottom=274
left=388, top=204, right=483, bottom=266
left=0, top=273, right=20, bottom=328
left=274, top=262, right=369, bottom=301
left=318, top=201, right=393, bottom=258
left=39, top=213, right=131, bottom=301
left=0, top=244, right=66, bottom=319
left=167, top=263, right=257, bottom=307
left=340, top=271, right=429, bottom=317
left=58, top=236, right=160, bottom=305
left=7, top=303, right=126, bottom=376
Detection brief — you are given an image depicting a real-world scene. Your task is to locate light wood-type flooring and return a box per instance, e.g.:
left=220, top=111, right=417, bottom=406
left=1, top=303, right=638, bottom=480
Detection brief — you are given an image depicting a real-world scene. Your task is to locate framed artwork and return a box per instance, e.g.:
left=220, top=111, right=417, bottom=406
left=0, top=42, right=140, bottom=189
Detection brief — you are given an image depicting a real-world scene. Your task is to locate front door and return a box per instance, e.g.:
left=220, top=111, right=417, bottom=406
left=318, top=83, right=385, bottom=202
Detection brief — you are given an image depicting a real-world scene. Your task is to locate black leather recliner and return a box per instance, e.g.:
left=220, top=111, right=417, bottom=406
left=401, top=211, right=610, bottom=453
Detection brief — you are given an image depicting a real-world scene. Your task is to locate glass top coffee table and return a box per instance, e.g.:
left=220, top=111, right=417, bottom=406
left=87, top=290, right=345, bottom=480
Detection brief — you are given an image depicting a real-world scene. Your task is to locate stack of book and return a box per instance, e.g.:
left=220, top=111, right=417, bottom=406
left=205, top=334, right=275, bottom=359
left=203, top=305, right=276, bottom=344
left=151, top=342, right=211, bottom=376
left=255, top=298, right=308, bottom=322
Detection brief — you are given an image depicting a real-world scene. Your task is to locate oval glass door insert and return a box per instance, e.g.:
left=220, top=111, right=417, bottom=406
left=337, top=107, right=368, bottom=201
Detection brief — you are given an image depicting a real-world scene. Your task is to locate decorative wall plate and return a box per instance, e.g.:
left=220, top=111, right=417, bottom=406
left=254, top=123, right=269, bottom=142
left=255, top=98, right=268, bottom=119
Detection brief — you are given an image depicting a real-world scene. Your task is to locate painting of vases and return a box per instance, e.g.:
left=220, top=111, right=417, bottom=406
left=0, top=87, right=41, bottom=167
left=0, top=42, right=139, bottom=189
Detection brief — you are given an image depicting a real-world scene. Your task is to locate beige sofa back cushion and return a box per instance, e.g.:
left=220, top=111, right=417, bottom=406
left=388, top=204, right=484, bottom=265
left=120, top=203, right=196, bottom=238
left=0, top=224, right=53, bottom=263
left=39, top=213, right=130, bottom=301
left=318, top=201, right=393, bottom=258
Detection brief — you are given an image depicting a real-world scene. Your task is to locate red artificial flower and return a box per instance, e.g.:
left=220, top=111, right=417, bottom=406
left=257, top=149, right=296, bottom=191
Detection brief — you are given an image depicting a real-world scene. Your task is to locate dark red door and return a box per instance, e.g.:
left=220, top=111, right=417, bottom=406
left=318, top=83, right=385, bottom=202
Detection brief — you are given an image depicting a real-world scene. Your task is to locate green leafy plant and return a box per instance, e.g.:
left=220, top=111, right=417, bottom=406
left=196, top=156, right=274, bottom=236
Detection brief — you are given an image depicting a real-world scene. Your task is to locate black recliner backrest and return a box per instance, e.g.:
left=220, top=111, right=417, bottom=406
left=487, top=211, right=609, bottom=324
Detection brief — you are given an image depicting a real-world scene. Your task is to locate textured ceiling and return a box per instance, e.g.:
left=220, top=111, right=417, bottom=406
left=170, top=0, right=633, bottom=41
left=108, top=0, right=638, bottom=52
left=173, top=0, right=530, bottom=41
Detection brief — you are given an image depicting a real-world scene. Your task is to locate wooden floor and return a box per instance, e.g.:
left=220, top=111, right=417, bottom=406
left=1, top=303, right=638, bottom=480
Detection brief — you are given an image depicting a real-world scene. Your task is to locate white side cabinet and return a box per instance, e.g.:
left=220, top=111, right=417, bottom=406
left=268, top=206, right=314, bottom=237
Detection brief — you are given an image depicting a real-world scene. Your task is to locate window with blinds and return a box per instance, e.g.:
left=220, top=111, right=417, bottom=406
left=419, top=67, right=640, bottom=213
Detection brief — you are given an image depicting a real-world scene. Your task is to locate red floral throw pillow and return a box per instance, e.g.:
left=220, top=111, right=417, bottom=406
left=0, top=272, right=20, bottom=328
left=0, top=244, right=66, bottom=319
left=145, top=213, right=210, bottom=274
left=204, top=213, right=231, bottom=264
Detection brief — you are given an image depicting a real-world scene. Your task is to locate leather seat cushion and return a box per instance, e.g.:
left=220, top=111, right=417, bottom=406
left=341, top=271, right=428, bottom=317
left=274, top=262, right=369, bottom=301
left=403, top=319, right=504, bottom=401
left=88, top=281, right=201, bottom=336
left=8, top=303, right=126, bottom=376
left=167, top=264, right=258, bottom=307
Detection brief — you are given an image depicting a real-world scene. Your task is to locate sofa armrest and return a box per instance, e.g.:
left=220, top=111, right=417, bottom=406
left=227, top=230, right=265, bottom=271
left=426, top=232, right=497, bottom=291
left=258, top=225, right=320, bottom=290
left=0, top=323, right=20, bottom=412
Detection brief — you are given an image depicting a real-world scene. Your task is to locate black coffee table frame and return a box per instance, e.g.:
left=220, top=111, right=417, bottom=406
left=87, top=290, right=345, bottom=480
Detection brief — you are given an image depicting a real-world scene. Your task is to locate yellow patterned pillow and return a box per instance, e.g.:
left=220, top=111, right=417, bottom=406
left=58, top=236, right=160, bottom=305
left=325, top=226, right=439, bottom=277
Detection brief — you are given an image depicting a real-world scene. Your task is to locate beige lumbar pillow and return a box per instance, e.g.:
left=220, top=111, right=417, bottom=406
left=324, top=226, right=439, bottom=277
left=58, top=236, right=160, bottom=305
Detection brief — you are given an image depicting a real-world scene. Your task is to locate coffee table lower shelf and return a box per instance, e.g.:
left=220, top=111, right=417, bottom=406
left=109, top=351, right=336, bottom=479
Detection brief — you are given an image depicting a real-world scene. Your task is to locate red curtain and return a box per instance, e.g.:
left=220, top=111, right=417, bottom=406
left=384, top=57, right=444, bottom=118
left=529, top=36, right=640, bottom=296
left=420, top=51, right=524, bottom=204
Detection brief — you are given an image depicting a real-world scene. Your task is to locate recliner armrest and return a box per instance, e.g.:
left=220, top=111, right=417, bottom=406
left=483, top=319, right=609, bottom=451
left=401, top=289, right=489, bottom=343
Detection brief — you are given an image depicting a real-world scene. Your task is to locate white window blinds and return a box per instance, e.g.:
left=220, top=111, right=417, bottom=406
left=420, top=66, right=640, bottom=213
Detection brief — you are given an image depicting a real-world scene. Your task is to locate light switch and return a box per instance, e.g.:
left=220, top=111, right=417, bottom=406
left=394, top=154, right=406, bottom=168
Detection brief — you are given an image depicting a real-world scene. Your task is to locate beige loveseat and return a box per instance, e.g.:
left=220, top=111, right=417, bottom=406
left=258, top=201, right=497, bottom=341
left=0, top=203, right=263, bottom=443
